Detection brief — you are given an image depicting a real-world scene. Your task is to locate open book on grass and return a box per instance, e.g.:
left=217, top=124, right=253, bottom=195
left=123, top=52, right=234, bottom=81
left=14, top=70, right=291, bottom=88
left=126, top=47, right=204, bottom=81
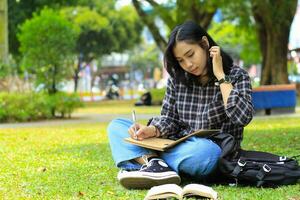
left=144, top=183, right=218, bottom=200
left=124, top=129, right=220, bottom=151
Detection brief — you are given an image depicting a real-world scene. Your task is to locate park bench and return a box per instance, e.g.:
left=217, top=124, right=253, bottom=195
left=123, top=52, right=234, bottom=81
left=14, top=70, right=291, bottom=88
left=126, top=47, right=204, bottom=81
left=251, top=84, right=297, bottom=115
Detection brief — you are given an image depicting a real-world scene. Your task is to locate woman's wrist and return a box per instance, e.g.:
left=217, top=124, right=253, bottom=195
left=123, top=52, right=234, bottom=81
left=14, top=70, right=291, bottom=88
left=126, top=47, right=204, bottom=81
left=149, top=125, right=160, bottom=137
left=215, top=72, right=225, bottom=81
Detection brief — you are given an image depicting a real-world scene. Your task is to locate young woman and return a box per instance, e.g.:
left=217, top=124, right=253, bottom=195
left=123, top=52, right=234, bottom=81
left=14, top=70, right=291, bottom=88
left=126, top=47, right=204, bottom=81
left=107, top=21, right=254, bottom=189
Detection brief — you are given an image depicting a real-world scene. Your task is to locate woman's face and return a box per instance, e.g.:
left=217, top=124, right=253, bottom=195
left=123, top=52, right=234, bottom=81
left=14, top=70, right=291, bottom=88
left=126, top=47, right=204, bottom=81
left=173, top=41, right=208, bottom=76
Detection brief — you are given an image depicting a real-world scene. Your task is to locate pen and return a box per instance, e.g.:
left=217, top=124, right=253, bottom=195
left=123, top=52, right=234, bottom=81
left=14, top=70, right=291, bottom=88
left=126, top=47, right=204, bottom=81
left=132, top=110, right=137, bottom=139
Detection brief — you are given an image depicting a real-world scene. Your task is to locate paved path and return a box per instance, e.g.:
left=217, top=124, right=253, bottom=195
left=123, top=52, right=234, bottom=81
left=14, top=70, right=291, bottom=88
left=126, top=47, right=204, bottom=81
left=0, top=113, right=157, bottom=128
left=1, top=108, right=300, bottom=128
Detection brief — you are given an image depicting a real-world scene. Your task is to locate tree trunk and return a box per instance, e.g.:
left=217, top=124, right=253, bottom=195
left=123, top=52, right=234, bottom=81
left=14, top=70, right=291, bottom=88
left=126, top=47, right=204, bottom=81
left=74, top=57, right=81, bottom=92
left=251, top=0, right=297, bottom=85
left=132, top=0, right=216, bottom=52
left=176, top=1, right=216, bottom=30
left=0, top=0, right=8, bottom=64
left=261, top=30, right=290, bottom=84
left=132, top=0, right=167, bottom=52
left=50, top=65, right=57, bottom=94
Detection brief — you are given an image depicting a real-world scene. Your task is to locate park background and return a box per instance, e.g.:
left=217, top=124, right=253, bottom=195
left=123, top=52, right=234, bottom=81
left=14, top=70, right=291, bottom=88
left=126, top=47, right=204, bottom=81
left=0, top=0, right=300, bottom=199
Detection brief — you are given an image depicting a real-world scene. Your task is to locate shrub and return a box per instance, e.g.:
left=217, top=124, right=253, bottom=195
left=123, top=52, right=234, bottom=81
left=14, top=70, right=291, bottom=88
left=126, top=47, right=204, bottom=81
left=48, top=92, right=83, bottom=118
left=0, top=92, right=50, bottom=122
left=0, top=92, right=83, bottom=122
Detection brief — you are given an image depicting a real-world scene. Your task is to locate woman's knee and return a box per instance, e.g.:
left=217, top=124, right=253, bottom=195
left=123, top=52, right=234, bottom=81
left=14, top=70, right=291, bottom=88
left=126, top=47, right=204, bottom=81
left=107, top=118, right=132, bottom=139
left=178, top=139, right=221, bottom=176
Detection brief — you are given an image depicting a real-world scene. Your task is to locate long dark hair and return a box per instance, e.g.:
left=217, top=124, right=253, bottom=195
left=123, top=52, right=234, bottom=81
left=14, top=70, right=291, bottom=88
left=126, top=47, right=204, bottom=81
left=164, top=21, right=233, bottom=86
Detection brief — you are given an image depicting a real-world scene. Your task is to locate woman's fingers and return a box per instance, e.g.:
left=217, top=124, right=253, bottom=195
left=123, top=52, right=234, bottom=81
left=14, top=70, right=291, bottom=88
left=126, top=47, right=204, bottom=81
left=136, top=126, right=156, bottom=141
left=128, top=123, right=140, bottom=139
left=209, top=46, right=220, bottom=51
left=209, top=46, right=224, bottom=79
left=209, top=46, right=221, bottom=57
left=128, top=124, right=156, bottom=140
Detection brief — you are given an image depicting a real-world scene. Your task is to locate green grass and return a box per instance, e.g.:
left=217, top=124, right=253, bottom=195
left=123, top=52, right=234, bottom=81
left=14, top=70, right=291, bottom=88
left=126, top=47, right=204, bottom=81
left=0, top=101, right=300, bottom=199
left=76, top=100, right=161, bottom=114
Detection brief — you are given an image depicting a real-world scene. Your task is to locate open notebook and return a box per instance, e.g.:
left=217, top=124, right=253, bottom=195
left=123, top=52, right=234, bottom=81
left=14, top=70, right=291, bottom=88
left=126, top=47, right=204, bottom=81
left=124, top=129, right=220, bottom=151
left=144, top=183, right=218, bottom=200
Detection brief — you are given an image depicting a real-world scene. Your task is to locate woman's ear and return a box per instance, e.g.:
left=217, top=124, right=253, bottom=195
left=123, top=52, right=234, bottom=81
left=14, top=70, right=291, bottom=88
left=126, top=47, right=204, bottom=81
left=202, top=36, right=209, bottom=48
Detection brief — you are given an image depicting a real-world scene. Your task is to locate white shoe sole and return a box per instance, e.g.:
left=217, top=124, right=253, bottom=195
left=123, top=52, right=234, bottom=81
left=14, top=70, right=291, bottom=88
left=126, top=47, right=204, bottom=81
left=118, top=171, right=181, bottom=189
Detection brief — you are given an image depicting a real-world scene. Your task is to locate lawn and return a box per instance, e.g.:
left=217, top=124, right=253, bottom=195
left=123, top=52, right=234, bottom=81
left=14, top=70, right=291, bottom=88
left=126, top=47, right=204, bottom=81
left=76, top=99, right=161, bottom=115
left=0, top=101, right=300, bottom=199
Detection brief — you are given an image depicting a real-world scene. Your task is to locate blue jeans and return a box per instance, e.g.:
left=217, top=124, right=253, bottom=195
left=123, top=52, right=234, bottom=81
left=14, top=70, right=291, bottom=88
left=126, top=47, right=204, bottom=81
left=107, top=118, right=221, bottom=179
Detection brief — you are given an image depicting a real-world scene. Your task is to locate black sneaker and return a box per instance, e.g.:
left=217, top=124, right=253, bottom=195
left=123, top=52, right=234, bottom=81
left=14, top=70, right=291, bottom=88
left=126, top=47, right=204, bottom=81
left=117, top=158, right=181, bottom=189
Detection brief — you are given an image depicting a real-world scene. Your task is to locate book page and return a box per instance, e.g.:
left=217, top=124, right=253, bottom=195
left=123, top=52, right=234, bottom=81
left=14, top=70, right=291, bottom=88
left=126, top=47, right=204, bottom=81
left=144, top=184, right=183, bottom=200
left=182, top=184, right=217, bottom=200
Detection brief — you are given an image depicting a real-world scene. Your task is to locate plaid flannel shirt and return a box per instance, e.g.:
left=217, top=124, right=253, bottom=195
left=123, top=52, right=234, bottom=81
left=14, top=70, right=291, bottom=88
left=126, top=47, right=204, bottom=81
left=149, top=66, right=254, bottom=147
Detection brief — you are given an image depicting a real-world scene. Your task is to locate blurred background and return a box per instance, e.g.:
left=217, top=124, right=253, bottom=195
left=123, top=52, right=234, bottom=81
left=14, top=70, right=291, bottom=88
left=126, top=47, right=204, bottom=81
left=0, top=0, right=300, bottom=122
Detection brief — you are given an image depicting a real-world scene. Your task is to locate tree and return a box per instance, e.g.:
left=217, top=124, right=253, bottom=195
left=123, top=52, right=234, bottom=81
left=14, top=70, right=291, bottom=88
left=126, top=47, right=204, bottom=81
left=60, top=5, right=143, bottom=91
left=250, top=0, right=297, bottom=85
left=134, top=0, right=298, bottom=85
left=18, top=8, right=78, bottom=94
left=209, top=21, right=261, bottom=67
left=8, top=0, right=78, bottom=57
left=209, top=0, right=297, bottom=84
left=60, top=6, right=109, bottom=92
left=132, top=0, right=218, bottom=51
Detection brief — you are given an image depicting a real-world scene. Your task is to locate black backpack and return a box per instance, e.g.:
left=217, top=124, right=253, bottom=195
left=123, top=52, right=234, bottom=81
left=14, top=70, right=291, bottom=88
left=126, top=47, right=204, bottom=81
left=210, top=133, right=300, bottom=187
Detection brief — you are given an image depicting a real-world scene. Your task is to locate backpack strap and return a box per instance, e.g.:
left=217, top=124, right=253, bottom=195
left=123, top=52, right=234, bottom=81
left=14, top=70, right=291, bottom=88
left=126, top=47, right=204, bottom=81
left=256, top=164, right=272, bottom=187
left=231, top=159, right=246, bottom=177
left=231, top=159, right=273, bottom=187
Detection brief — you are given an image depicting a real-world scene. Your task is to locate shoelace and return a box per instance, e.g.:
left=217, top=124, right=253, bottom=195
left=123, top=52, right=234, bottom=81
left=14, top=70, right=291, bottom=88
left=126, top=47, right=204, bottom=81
left=139, top=156, right=165, bottom=171
left=139, top=155, right=152, bottom=171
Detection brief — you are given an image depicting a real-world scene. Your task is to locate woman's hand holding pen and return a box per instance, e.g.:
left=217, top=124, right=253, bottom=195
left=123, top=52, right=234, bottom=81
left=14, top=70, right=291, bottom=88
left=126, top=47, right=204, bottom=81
left=209, top=46, right=225, bottom=80
left=128, top=124, right=156, bottom=140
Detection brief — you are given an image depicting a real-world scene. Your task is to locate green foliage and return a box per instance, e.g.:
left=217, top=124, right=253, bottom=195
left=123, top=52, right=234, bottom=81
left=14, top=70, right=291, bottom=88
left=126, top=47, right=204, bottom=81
left=144, top=0, right=218, bottom=30
left=60, top=6, right=109, bottom=62
left=150, top=88, right=166, bottom=105
left=8, top=0, right=81, bottom=56
left=18, top=8, right=79, bottom=94
left=110, top=6, right=143, bottom=53
left=219, top=0, right=253, bottom=28
left=0, top=92, right=51, bottom=122
left=0, top=62, right=11, bottom=78
left=60, top=4, right=143, bottom=92
left=60, top=5, right=142, bottom=62
left=127, top=42, right=162, bottom=76
left=209, top=21, right=261, bottom=66
left=288, top=61, right=298, bottom=75
left=132, top=0, right=218, bottom=51
left=0, top=92, right=83, bottom=122
left=48, top=92, right=84, bottom=118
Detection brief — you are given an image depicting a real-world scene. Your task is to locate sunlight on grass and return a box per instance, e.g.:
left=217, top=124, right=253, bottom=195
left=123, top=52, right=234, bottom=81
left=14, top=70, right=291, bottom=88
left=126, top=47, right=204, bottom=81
left=0, top=123, right=146, bottom=199
left=0, top=117, right=300, bottom=199
left=75, top=100, right=161, bottom=114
